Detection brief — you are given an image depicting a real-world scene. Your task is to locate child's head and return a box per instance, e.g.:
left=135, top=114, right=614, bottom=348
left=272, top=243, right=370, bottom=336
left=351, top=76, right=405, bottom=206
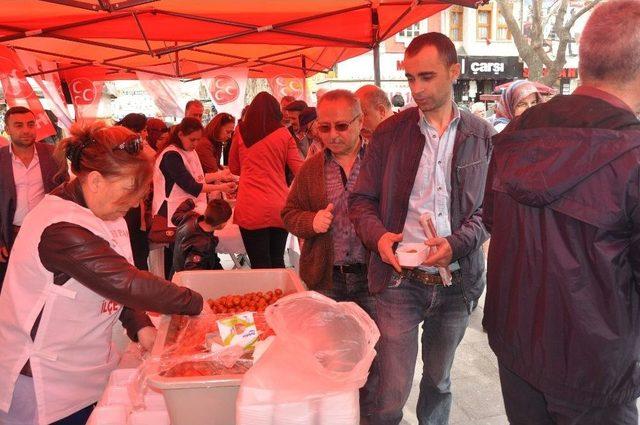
left=201, top=199, right=232, bottom=232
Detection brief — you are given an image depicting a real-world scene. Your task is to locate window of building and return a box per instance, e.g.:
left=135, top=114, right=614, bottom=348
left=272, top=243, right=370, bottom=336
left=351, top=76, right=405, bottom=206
left=497, top=12, right=512, bottom=40
left=398, top=23, right=420, bottom=38
left=450, top=6, right=463, bottom=41
left=477, top=5, right=492, bottom=40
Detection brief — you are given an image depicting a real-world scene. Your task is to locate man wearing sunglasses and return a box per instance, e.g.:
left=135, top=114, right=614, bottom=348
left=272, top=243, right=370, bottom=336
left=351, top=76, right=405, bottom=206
left=349, top=33, right=495, bottom=425
left=282, top=89, right=378, bottom=423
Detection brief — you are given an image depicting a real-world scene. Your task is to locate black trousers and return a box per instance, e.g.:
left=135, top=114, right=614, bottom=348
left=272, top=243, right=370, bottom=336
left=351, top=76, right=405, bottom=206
left=498, top=362, right=638, bottom=425
left=239, top=227, right=288, bottom=269
left=125, top=207, right=149, bottom=271
left=0, top=261, right=6, bottom=294
left=51, top=403, right=95, bottom=425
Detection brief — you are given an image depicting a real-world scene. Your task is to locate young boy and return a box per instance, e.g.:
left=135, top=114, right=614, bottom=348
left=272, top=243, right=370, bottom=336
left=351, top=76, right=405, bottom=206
left=171, top=198, right=232, bottom=276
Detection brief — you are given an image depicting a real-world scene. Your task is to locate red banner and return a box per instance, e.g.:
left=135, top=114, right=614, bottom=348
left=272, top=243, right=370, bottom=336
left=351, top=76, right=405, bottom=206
left=61, top=68, right=105, bottom=123
left=267, top=74, right=305, bottom=102
left=0, top=46, right=56, bottom=141
left=17, top=51, right=73, bottom=132
left=201, top=67, right=248, bottom=119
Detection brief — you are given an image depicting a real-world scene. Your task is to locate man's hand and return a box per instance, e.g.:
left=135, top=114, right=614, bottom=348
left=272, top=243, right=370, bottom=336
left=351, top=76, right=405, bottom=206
left=0, top=246, right=8, bottom=263
left=137, top=326, right=157, bottom=352
left=423, top=237, right=453, bottom=268
left=312, top=203, right=334, bottom=234
left=377, top=232, right=403, bottom=273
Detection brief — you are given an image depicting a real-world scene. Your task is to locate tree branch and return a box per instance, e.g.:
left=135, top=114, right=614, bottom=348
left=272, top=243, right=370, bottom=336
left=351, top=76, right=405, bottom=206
left=565, top=0, right=602, bottom=29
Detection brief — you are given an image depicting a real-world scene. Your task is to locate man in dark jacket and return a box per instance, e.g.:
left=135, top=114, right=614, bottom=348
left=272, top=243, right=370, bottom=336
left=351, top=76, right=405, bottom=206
left=349, top=33, right=494, bottom=425
left=483, top=2, right=640, bottom=423
left=0, top=106, right=63, bottom=290
left=171, top=198, right=232, bottom=277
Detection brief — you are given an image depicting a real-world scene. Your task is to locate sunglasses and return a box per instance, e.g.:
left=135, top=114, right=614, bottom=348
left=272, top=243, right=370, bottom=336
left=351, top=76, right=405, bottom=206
left=316, top=115, right=360, bottom=134
left=113, top=136, right=142, bottom=154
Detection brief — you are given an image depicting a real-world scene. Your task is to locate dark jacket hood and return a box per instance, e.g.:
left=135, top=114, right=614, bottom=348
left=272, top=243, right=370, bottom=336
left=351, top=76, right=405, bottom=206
left=492, top=94, right=640, bottom=208
left=493, top=128, right=640, bottom=207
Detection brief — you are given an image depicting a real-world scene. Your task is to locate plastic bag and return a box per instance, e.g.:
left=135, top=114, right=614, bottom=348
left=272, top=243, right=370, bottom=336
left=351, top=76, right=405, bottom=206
left=236, top=291, right=380, bottom=425
left=145, top=312, right=276, bottom=379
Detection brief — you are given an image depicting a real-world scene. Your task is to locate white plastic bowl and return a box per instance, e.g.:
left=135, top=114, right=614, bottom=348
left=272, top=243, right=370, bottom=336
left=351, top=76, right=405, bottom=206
left=396, top=243, right=429, bottom=268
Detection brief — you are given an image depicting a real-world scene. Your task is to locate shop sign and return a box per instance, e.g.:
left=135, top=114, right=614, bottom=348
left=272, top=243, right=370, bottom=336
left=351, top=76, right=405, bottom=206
left=459, top=56, right=523, bottom=80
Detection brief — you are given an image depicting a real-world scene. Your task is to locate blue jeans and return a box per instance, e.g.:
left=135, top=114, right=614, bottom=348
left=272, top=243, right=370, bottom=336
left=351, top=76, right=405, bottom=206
left=317, top=268, right=378, bottom=419
left=372, top=275, right=471, bottom=425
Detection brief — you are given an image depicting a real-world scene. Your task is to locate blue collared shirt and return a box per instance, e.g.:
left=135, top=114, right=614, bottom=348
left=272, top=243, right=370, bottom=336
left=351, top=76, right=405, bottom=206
left=402, top=103, right=461, bottom=272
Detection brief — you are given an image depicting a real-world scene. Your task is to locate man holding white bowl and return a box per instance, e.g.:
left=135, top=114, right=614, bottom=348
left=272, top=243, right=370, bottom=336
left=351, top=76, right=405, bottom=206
left=349, top=32, right=495, bottom=425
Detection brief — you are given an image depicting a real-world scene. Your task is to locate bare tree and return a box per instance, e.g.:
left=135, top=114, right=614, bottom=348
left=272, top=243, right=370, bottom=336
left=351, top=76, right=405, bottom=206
left=496, top=0, right=601, bottom=86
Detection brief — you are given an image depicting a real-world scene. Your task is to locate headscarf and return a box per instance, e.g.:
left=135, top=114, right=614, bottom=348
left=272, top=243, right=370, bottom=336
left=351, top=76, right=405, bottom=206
left=494, top=80, right=542, bottom=124
left=239, top=92, right=283, bottom=148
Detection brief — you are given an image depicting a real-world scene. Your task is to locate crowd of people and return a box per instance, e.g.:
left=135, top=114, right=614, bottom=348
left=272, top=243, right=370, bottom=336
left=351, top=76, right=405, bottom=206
left=0, top=1, right=639, bottom=424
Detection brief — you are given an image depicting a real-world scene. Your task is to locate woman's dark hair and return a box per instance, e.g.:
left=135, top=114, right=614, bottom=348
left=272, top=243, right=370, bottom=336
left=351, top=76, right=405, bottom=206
left=166, top=117, right=204, bottom=150
left=116, top=113, right=147, bottom=133
left=55, top=122, right=153, bottom=200
left=146, top=118, right=168, bottom=150
left=204, top=113, right=235, bottom=144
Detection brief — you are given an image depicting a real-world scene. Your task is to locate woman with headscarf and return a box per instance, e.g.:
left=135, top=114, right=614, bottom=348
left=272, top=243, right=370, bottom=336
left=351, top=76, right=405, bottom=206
left=493, top=80, right=542, bottom=132
left=196, top=112, right=235, bottom=173
left=229, top=92, right=304, bottom=269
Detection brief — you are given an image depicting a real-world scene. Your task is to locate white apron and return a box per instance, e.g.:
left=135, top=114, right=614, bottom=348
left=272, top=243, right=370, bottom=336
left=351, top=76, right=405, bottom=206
left=0, top=194, right=134, bottom=424
left=152, top=145, right=207, bottom=222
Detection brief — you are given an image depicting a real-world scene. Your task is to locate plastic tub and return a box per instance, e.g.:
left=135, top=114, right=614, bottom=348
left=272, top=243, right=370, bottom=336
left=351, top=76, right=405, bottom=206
left=148, top=269, right=306, bottom=425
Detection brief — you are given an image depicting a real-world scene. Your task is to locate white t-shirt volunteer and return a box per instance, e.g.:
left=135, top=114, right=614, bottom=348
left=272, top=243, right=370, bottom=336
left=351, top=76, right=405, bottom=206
left=0, top=194, right=134, bottom=424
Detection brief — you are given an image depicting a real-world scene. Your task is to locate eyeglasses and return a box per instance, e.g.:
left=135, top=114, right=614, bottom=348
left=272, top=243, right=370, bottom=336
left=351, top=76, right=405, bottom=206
left=113, top=136, right=142, bottom=154
left=316, top=115, right=360, bottom=134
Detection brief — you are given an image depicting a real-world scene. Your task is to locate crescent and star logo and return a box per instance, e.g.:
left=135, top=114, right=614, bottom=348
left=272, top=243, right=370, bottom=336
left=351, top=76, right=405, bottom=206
left=211, top=75, right=239, bottom=105
left=70, top=78, right=97, bottom=105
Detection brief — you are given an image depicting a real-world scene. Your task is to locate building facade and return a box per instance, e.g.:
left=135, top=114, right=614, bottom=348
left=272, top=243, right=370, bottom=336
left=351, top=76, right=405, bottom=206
left=312, top=1, right=588, bottom=105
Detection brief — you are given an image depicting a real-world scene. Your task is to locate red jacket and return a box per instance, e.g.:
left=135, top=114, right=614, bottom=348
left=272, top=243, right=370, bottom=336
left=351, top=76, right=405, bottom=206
left=229, top=126, right=303, bottom=230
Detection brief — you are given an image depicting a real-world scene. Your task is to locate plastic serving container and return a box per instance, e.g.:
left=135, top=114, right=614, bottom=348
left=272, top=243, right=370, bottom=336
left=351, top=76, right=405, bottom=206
left=396, top=242, right=429, bottom=267
left=147, top=269, right=307, bottom=425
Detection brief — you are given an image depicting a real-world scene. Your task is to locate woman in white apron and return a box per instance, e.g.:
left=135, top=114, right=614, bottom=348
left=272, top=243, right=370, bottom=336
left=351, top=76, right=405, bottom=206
left=152, top=117, right=236, bottom=277
left=0, top=123, right=204, bottom=425
left=153, top=117, right=236, bottom=223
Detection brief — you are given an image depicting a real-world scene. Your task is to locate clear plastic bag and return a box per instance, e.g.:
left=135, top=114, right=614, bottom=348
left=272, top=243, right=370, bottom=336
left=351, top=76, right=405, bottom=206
left=236, top=291, right=380, bottom=424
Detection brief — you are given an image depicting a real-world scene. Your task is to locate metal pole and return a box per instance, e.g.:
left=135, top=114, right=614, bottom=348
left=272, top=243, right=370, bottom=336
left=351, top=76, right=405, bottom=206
left=373, top=43, right=381, bottom=87
left=372, top=8, right=381, bottom=87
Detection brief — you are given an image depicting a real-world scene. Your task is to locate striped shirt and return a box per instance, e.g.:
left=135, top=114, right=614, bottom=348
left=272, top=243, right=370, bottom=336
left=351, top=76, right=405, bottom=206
left=324, top=143, right=367, bottom=265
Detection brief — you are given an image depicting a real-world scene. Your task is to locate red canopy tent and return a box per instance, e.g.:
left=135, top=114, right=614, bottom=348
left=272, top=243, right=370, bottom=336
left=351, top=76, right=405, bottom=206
left=0, top=0, right=483, bottom=82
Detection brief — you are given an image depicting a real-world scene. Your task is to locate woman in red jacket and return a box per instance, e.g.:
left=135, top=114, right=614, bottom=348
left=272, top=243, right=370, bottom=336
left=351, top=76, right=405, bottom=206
left=229, top=92, right=303, bottom=268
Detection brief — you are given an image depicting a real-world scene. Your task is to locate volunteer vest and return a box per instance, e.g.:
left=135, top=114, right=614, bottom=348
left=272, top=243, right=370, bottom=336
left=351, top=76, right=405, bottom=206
left=152, top=145, right=207, bottom=222
left=0, top=194, right=134, bottom=424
